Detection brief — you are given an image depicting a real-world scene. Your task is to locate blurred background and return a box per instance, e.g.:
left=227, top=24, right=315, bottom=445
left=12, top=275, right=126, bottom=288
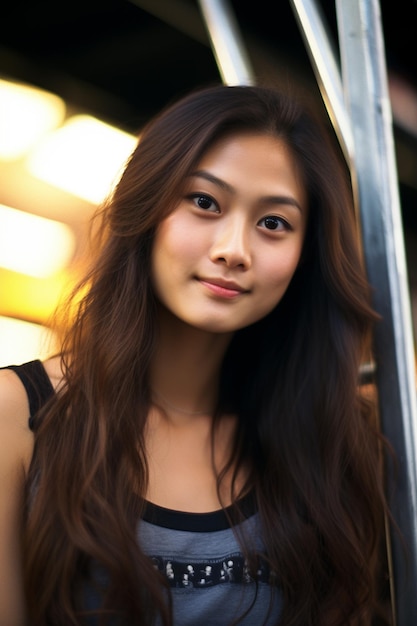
left=1, top=0, right=416, bottom=367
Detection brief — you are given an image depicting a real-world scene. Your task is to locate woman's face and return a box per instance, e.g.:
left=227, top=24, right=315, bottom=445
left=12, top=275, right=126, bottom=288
left=151, top=132, right=308, bottom=334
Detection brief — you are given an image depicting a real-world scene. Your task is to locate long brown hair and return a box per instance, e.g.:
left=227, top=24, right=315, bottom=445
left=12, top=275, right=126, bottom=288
left=24, top=84, right=390, bottom=625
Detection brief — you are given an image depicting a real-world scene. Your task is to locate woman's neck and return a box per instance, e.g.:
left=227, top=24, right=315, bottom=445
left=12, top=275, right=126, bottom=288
left=145, top=306, right=245, bottom=511
left=150, top=306, right=233, bottom=420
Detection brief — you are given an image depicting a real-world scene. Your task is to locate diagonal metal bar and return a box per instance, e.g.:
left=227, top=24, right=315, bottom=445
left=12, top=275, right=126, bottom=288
left=289, top=0, right=354, bottom=167
left=197, top=0, right=255, bottom=86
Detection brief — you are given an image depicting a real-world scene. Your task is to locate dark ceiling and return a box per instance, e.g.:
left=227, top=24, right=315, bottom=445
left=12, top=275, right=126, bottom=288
left=1, top=0, right=416, bottom=232
left=1, top=0, right=416, bottom=129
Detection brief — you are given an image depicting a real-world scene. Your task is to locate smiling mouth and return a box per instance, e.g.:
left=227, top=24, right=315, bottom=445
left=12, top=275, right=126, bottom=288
left=198, top=278, right=248, bottom=299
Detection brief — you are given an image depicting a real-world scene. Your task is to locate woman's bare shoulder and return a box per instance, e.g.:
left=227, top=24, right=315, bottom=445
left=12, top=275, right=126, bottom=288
left=0, top=355, right=65, bottom=467
left=0, top=367, right=34, bottom=470
left=0, top=367, right=37, bottom=625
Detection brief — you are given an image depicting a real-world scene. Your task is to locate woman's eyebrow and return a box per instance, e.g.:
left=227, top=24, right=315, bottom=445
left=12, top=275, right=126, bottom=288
left=190, top=169, right=303, bottom=213
left=190, top=170, right=235, bottom=194
left=260, top=195, right=303, bottom=213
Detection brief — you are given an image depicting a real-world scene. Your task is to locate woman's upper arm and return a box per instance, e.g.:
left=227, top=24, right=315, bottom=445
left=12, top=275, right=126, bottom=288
left=0, top=368, right=33, bottom=626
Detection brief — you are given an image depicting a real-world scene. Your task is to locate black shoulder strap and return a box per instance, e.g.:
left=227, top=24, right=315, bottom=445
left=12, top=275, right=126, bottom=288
left=2, top=360, right=55, bottom=430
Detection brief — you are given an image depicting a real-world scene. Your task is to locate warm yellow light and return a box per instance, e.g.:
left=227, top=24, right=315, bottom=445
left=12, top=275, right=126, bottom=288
left=0, top=316, right=58, bottom=367
left=0, top=78, right=66, bottom=159
left=0, top=266, right=77, bottom=325
left=0, top=204, right=76, bottom=278
left=27, top=114, right=137, bottom=204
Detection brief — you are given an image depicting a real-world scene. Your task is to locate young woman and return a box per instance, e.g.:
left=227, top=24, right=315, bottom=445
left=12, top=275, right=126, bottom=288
left=0, top=84, right=391, bottom=625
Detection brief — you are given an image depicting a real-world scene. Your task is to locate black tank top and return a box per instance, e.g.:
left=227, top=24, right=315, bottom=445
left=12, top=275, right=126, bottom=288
left=1, top=360, right=55, bottom=430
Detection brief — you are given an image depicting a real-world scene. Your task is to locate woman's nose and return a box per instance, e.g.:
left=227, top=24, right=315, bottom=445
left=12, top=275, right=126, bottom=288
left=209, top=217, right=251, bottom=269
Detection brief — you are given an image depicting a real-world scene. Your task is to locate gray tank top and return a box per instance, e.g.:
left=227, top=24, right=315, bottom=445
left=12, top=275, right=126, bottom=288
left=6, top=360, right=282, bottom=625
left=137, top=503, right=282, bottom=625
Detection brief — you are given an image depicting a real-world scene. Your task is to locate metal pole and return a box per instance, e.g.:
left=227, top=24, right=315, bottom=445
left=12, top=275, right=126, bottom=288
left=289, top=0, right=354, bottom=167
left=197, top=0, right=255, bottom=86
left=334, top=2, right=417, bottom=624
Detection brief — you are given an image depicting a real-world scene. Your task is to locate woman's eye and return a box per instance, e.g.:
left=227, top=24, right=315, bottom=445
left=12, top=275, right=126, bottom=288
left=258, top=215, right=290, bottom=231
left=191, top=194, right=219, bottom=213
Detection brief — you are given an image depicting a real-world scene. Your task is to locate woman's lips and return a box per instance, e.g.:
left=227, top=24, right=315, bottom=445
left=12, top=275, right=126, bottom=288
left=198, top=278, right=248, bottom=299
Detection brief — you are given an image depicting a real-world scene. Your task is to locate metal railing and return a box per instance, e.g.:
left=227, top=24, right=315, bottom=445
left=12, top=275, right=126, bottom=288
left=198, top=0, right=417, bottom=623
